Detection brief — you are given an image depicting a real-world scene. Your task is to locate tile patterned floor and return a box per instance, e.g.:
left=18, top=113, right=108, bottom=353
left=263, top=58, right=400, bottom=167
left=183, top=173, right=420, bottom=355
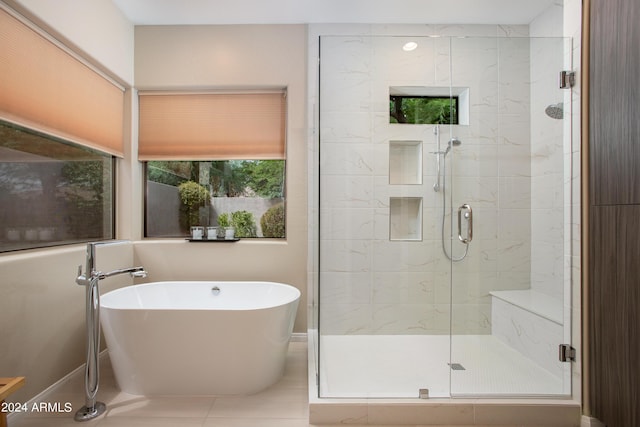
left=10, top=342, right=311, bottom=427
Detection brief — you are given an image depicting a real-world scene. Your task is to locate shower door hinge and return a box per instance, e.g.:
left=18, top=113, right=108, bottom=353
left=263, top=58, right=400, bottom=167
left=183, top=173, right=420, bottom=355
left=559, top=344, right=576, bottom=362
left=559, top=71, right=575, bottom=89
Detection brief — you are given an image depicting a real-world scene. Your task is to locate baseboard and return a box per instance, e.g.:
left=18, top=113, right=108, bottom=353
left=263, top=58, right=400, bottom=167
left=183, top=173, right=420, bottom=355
left=291, top=332, right=308, bottom=342
left=581, top=415, right=606, bottom=427
left=7, top=350, right=109, bottom=425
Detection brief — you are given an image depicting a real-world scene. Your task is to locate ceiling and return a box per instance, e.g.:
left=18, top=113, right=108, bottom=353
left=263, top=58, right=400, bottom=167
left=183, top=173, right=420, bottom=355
left=110, top=0, right=557, bottom=26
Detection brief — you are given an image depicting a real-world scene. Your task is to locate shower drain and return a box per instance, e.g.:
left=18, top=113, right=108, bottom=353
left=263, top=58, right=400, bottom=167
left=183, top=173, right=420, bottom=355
left=448, top=363, right=466, bottom=370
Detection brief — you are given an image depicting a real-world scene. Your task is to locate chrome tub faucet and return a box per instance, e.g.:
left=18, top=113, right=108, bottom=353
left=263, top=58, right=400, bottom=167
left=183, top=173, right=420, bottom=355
left=74, top=241, right=146, bottom=422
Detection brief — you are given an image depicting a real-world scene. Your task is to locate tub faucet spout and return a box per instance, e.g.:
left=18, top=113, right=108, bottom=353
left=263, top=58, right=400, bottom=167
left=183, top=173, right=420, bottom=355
left=98, top=266, right=147, bottom=280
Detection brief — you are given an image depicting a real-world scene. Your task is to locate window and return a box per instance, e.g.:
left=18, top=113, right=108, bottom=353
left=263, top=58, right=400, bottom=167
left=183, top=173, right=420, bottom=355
left=139, top=90, right=287, bottom=239
left=389, top=95, right=459, bottom=125
left=0, top=121, right=114, bottom=252
left=145, top=160, right=285, bottom=238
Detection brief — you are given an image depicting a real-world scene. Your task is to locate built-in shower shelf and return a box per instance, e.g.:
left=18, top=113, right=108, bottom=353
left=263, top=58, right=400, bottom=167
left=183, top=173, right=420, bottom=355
left=389, top=140, right=422, bottom=185
left=389, top=197, right=422, bottom=241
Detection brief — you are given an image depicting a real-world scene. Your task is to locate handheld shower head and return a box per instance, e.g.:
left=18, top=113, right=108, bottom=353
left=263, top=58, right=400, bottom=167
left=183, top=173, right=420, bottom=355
left=444, top=137, right=462, bottom=156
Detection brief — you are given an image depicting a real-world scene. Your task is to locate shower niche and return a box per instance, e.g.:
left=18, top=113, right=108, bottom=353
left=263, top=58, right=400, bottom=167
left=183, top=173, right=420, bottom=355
left=389, top=140, right=422, bottom=185
left=388, top=140, right=423, bottom=241
left=389, top=197, right=423, bottom=241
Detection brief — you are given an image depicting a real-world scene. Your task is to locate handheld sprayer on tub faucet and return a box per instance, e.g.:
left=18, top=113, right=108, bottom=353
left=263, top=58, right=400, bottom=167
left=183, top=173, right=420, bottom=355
left=74, top=240, right=147, bottom=422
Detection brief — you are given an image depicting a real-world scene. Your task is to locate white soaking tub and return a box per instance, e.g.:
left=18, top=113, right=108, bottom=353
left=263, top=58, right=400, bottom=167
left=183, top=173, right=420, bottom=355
left=100, top=281, right=300, bottom=396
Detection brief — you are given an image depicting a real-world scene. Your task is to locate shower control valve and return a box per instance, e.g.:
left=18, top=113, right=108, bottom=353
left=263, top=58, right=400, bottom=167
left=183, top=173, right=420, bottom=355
left=457, top=204, right=473, bottom=244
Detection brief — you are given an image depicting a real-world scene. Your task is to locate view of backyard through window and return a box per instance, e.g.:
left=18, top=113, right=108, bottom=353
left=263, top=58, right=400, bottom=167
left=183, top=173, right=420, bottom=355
left=0, top=121, right=114, bottom=252
left=145, top=160, right=285, bottom=238
left=389, top=96, right=459, bottom=124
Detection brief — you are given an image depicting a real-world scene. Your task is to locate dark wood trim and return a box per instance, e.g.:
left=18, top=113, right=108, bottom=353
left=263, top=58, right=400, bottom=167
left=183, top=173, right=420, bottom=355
left=588, top=0, right=640, bottom=425
left=581, top=0, right=591, bottom=416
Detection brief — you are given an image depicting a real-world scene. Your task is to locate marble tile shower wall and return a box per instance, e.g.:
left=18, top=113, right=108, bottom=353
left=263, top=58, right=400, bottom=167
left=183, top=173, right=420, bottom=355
left=319, top=29, right=539, bottom=336
left=530, top=7, right=567, bottom=302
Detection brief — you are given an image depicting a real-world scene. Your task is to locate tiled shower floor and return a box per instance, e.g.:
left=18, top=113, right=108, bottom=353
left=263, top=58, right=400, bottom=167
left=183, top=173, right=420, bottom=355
left=319, top=335, right=566, bottom=398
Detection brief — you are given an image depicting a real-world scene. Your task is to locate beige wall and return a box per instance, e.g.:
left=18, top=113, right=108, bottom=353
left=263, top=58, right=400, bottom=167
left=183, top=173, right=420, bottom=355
left=0, top=11, right=308, bottom=404
left=0, top=243, right=136, bottom=403
left=133, top=24, right=308, bottom=333
left=0, top=0, right=137, bottom=404
left=4, top=0, right=134, bottom=85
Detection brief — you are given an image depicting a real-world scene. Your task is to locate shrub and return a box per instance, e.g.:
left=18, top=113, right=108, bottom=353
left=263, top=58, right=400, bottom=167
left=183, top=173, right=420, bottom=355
left=178, top=181, right=210, bottom=232
left=217, top=212, right=230, bottom=228
left=217, top=211, right=258, bottom=238
left=230, top=210, right=257, bottom=238
left=260, top=203, right=285, bottom=238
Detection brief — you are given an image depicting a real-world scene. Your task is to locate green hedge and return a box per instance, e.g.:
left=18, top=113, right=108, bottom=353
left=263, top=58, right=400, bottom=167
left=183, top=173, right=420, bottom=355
left=218, top=210, right=257, bottom=238
left=260, top=203, right=285, bottom=238
left=178, top=181, right=210, bottom=231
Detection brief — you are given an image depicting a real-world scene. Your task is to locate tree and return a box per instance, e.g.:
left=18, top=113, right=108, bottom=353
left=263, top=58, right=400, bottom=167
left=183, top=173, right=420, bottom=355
left=210, top=161, right=248, bottom=196
left=241, top=160, right=285, bottom=198
left=146, top=160, right=285, bottom=198
left=147, top=161, right=190, bottom=186
left=178, top=181, right=210, bottom=232
left=389, top=96, right=457, bottom=124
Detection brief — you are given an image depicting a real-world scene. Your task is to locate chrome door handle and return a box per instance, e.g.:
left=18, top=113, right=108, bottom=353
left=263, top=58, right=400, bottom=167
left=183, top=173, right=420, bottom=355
left=457, top=204, right=473, bottom=244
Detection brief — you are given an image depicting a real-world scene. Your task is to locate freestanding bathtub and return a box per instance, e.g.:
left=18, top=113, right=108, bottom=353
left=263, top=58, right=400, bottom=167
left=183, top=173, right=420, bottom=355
left=100, top=281, right=300, bottom=396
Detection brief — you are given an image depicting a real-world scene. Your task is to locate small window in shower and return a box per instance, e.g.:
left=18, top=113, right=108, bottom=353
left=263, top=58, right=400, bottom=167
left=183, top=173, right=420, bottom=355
left=390, top=95, right=458, bottom=124
left=389, top=86, right=470, bottom=125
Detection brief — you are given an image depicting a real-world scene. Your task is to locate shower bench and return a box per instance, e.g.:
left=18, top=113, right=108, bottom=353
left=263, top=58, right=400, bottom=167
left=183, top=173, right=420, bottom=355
left=489, top=290, right=564, bottom=377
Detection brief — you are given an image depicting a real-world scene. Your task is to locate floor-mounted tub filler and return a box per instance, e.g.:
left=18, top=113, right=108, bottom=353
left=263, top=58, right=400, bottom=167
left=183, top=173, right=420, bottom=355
left=100, top=281, right=300, bottom=396
left=75, top=241, right=147, bottom=422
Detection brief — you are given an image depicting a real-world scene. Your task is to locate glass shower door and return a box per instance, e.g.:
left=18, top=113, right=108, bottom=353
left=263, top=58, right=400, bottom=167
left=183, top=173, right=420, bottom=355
left=448, top=36, right=573, bottom=396
left=317, top=33, right=573, bottom=399
left=318, top=34, right=455, bottom=398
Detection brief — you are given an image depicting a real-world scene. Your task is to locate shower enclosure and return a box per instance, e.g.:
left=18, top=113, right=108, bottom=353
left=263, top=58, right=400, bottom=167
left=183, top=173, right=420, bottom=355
left=313, top=34, right=573, bottom=398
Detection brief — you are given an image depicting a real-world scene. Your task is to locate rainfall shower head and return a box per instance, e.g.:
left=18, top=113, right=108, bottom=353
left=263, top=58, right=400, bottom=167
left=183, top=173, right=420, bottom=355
left=545, top=103, right=564, bottom=120
left=444, top=137, right=462, bottom=156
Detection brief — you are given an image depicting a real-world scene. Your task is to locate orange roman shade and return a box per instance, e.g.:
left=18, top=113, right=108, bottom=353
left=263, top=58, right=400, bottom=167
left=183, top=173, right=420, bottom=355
left=138, top=91, right=286, bottom=160
left=0, top=7, right=124, bottom=157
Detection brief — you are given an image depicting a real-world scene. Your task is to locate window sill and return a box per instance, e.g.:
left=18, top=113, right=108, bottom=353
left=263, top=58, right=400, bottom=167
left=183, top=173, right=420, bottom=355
left=185, top=238, right=240, bottom=243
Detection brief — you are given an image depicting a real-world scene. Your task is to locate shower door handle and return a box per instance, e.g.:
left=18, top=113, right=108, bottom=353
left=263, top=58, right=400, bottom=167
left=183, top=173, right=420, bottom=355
left=457, top=204, right=473, bottom=244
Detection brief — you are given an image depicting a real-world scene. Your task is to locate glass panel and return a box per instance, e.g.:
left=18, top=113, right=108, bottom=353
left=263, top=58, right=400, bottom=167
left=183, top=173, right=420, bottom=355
left=449, top=36, right=572, bottom=396
left=318, top=34, right=572, bottom=399
left=145, top=160, right=285, bottom=238
left=0, top=121, right=114, bottom=252
left=318, top=35, right=453, bottom=398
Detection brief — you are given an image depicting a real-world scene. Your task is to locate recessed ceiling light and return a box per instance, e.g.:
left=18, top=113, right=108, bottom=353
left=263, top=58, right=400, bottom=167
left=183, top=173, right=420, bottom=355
left=402, top=42, right=418, bottom=52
